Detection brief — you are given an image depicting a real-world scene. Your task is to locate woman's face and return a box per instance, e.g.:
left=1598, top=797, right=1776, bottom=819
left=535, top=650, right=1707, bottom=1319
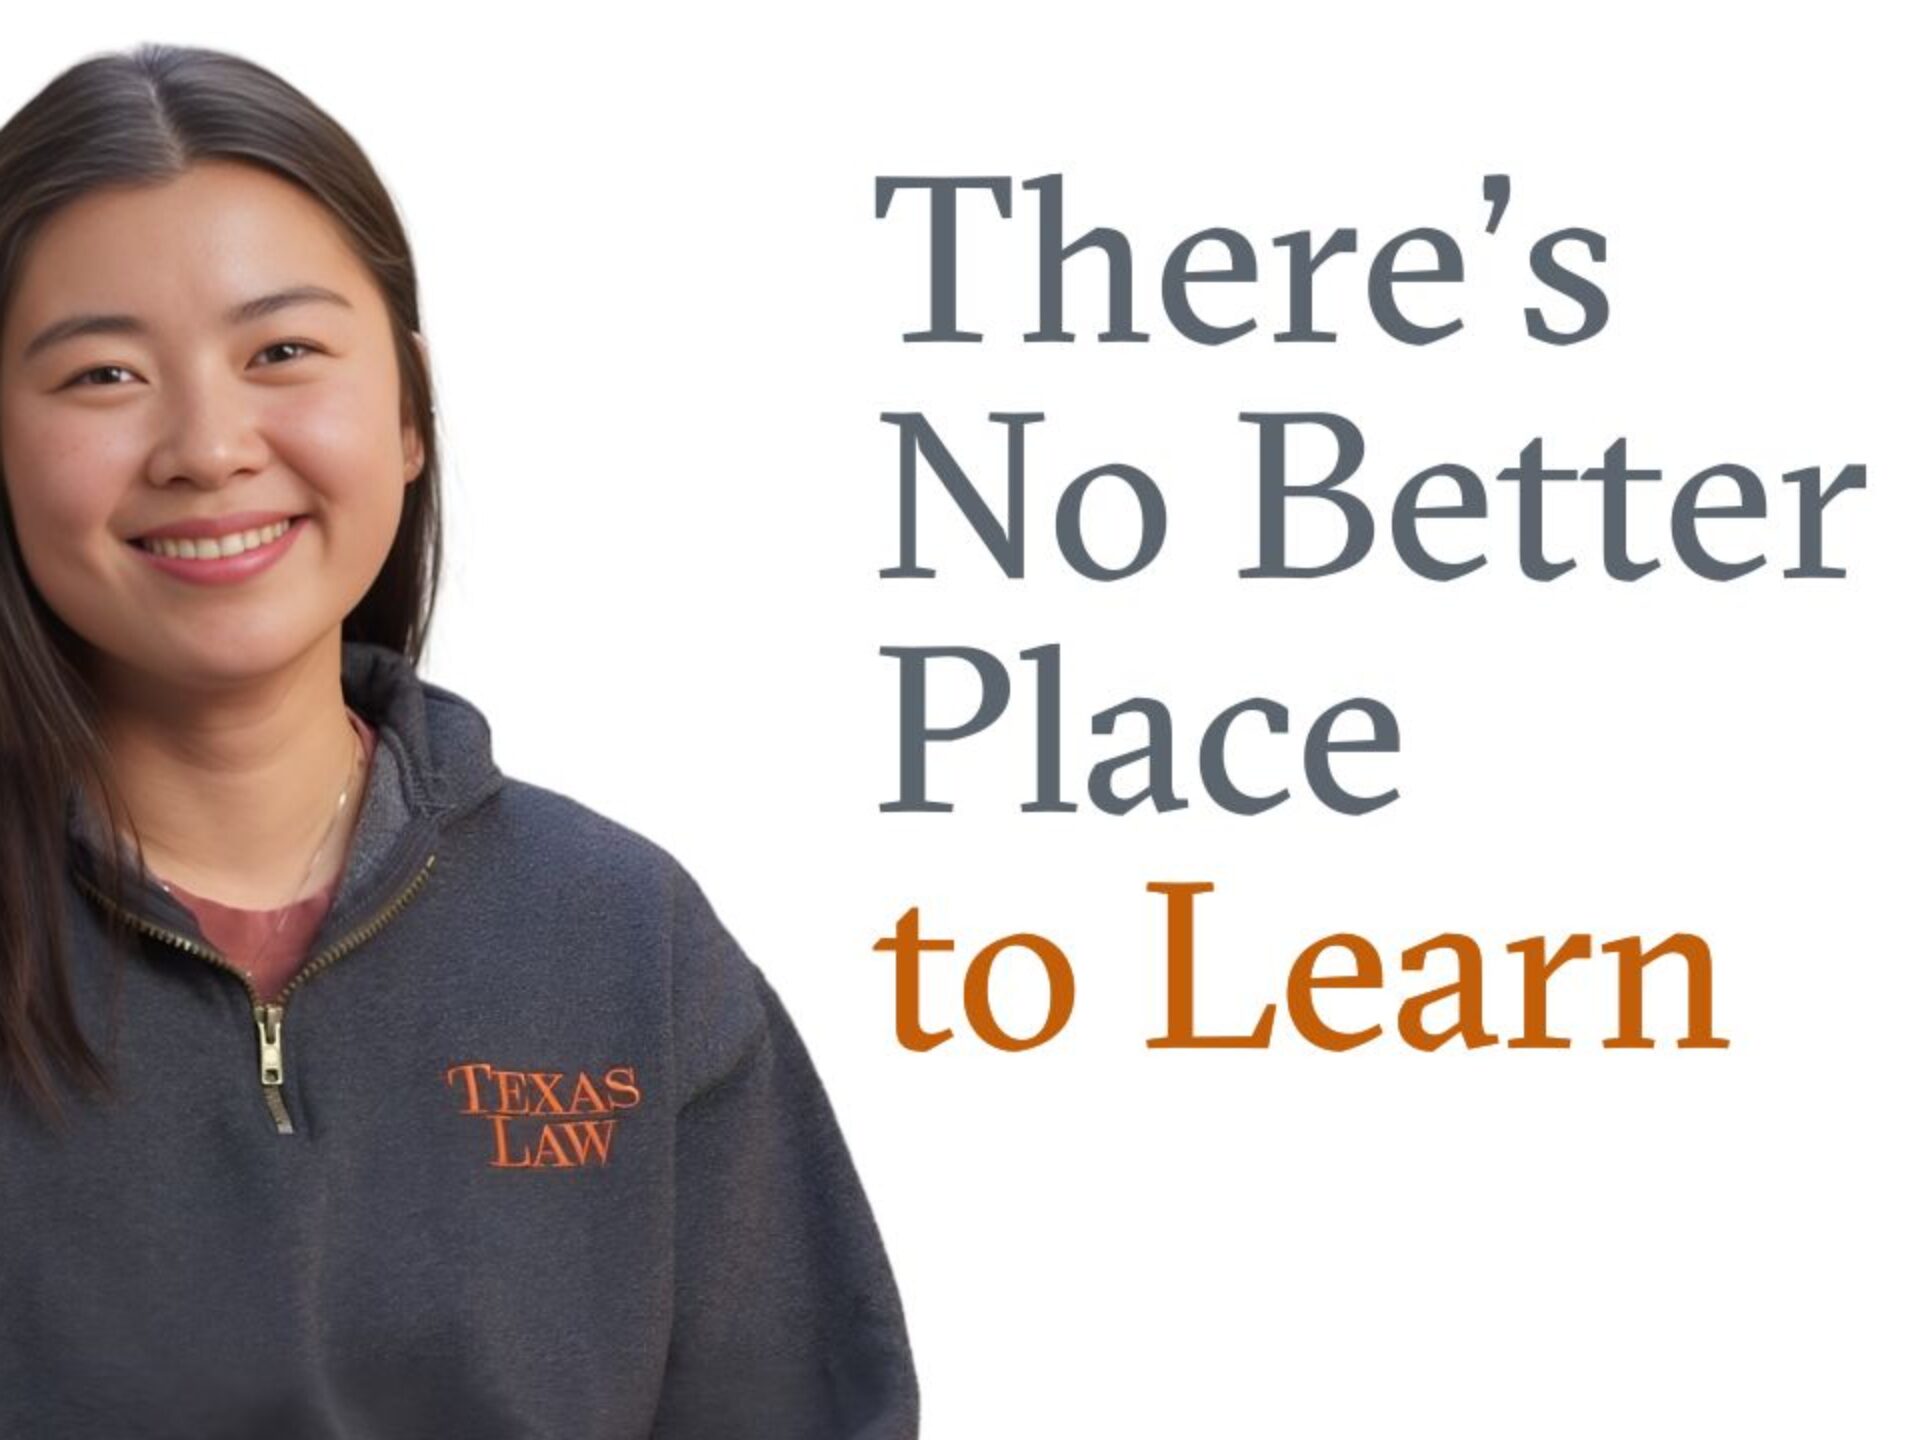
left=0, top=159, right=422, bottom=694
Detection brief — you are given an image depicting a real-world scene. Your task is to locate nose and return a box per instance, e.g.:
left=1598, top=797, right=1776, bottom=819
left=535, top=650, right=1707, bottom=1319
left=144, top=361, right=272, bottom=491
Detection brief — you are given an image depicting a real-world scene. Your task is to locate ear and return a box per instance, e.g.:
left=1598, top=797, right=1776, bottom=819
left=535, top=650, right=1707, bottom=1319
left=401, top=330, right=430, bottom=484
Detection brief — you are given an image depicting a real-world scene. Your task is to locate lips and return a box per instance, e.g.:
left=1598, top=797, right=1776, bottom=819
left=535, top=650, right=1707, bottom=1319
left=128, top=513, right=308, bottom=585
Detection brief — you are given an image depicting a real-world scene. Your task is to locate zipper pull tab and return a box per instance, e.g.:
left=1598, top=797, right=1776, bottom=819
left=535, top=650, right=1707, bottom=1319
left=255, top=1004, right=295, bottom=1135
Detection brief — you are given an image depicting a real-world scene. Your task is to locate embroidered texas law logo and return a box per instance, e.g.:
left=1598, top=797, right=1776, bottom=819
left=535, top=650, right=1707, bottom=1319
left=444, top=1062, right=643, bottom=1169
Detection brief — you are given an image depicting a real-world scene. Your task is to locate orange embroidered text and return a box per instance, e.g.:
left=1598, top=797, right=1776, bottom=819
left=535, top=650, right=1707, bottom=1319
left=444, top=1062, right=644, bottom=1169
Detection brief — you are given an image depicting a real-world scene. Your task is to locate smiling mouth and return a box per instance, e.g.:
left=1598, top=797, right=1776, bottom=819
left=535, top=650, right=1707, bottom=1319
left=132, top=517, right=302, bottom=560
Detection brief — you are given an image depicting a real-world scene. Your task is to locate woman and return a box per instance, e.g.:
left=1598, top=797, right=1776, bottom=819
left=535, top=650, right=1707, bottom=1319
left=0, top=42, right=917, bottom=1438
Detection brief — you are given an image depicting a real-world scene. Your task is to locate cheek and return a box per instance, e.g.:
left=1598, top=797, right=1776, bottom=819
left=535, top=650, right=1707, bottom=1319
left=0, top=396, right=138, bottom=561
left=259, top=372, right=407, bottom=500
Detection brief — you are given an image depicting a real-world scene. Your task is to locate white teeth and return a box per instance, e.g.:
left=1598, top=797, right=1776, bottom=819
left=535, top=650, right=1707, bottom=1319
left=141, top=518, right=292, bottom=560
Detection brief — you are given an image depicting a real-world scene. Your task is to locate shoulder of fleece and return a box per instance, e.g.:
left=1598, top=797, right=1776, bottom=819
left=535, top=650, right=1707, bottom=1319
left=470, top=776, right=684, bottom=893
left=460, top=777, right=770, bottom=1104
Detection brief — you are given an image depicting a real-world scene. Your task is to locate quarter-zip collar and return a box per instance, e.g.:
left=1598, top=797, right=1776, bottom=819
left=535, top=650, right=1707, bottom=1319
left=66, top=641, right=505, bottom=947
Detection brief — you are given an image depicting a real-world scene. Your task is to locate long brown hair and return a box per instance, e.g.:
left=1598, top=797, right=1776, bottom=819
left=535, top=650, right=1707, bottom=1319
left=0, top=43, right=441, bottom=1127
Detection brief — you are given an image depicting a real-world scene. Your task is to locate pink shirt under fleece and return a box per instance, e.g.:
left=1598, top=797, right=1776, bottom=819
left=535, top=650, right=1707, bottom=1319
left=159, top=709, right=378, bottom=1004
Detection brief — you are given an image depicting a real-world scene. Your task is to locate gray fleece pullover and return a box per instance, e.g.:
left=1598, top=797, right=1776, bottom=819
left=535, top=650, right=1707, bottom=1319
left=0, top=641, right=919, bottom=1438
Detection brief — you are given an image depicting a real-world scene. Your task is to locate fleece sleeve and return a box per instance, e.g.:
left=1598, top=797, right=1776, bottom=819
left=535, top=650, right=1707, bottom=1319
left=649, top=882, right=919, bottom=1439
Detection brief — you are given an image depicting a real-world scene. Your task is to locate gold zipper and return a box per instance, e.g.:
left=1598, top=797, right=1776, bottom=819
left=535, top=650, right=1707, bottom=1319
left=73, top=853, right=436, bottom=1135
left=279, top=854, right=437, bottom=999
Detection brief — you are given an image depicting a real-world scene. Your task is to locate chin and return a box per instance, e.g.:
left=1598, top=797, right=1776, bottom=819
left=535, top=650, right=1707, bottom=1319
left=117, top=619, right=342, bottom=693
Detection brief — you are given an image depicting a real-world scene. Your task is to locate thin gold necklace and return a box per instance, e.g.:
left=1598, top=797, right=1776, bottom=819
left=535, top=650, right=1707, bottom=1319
left=155, top=710, right=365, bottom=941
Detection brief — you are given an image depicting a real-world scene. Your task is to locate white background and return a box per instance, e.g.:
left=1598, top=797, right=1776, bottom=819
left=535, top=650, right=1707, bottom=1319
left=8, top=4, right=1916, bottom=1435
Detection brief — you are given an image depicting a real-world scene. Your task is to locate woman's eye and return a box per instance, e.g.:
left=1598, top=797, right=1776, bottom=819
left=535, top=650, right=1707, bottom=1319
left=66, top=365, right=136, bottom=388
left=254, top=340, right=315, bottom=366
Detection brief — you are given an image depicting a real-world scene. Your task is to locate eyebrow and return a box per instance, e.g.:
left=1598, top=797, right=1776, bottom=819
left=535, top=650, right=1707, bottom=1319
left=19, top=284, right=354, bottom=363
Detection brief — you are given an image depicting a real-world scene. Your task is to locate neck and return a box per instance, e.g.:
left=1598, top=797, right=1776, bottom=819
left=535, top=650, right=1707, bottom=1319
left=87, top=632, right=365, bottom=910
